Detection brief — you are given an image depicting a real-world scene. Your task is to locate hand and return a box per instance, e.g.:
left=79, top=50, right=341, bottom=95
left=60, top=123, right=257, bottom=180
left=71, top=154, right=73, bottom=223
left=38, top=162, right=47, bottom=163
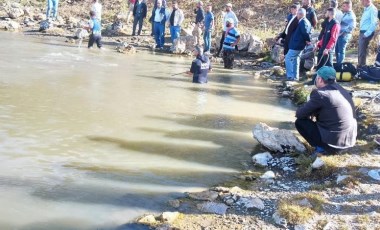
left=323, top=49, right=329, bottom=56
left=186, top=71, right=192, bottom=75
left=306, top=41, right=311, bottom=45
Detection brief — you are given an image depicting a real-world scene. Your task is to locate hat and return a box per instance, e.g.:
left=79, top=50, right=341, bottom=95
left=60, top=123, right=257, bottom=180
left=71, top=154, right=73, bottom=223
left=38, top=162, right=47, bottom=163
left=226, top=3, right=232, bottom=7
left=317, top=66, right=336, bottom=80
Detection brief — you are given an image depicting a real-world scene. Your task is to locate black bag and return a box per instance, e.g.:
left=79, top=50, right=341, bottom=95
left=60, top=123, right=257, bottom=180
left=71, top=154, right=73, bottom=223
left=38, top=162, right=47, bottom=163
left=333, top=62, right=357, bottom=82
left=357, top=65, right=380, bottom=82
left=39, top=20, right=50, bottom=31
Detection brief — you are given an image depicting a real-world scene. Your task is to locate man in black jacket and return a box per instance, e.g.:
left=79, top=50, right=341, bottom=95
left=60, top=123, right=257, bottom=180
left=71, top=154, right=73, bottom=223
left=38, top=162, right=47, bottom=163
left=132, top=0, right=147, bottom=36
left=277, top=4, right=299, bottom=55
left=295, top=66, right=357, bottom=156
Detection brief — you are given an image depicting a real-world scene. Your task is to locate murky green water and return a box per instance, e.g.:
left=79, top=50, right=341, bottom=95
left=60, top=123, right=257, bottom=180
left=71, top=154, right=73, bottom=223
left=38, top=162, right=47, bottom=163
left=0, top=32, right=296, bottom=229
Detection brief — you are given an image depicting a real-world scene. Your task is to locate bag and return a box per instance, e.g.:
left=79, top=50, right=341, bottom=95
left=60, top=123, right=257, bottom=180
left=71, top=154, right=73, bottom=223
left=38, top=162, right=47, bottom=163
left=300, top=44, right=315, bottom=60
left=39, top=20, right=50, bottom=31
left=271, top=44, right=284, bottom=63
left=357, top=65, right=380, bottom=82
left=333, top=62, right=357, bottom=82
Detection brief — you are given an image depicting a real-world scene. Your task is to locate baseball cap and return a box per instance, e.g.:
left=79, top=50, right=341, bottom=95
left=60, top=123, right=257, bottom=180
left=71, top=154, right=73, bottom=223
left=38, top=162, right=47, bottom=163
left=317, top=66, right=336, bottom=80
left=226, top=3, right=232, bottom=7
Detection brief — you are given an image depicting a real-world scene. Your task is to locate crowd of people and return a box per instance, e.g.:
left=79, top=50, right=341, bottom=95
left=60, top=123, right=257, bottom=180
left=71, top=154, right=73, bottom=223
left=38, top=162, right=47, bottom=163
left=42, top=0, right=380, bottom=157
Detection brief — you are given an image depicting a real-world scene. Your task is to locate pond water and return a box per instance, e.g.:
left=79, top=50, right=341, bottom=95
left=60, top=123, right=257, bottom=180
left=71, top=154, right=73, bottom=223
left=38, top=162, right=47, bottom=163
left=0, top=32, right=296, bottom=229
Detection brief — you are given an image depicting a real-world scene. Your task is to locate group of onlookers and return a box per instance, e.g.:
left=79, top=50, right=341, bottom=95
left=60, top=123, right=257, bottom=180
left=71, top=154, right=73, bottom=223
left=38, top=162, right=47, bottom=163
left=278, top=0, right=378, bottom=81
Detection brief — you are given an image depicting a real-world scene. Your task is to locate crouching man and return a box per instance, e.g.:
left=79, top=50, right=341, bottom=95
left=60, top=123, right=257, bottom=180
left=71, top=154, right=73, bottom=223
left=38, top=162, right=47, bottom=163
left=187, top=46, right=212, bottom=84
left=295, top=66, right=357, bottom=156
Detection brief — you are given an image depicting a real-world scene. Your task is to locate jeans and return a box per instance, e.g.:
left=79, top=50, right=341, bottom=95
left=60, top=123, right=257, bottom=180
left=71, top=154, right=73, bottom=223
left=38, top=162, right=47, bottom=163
left=132, top=16, right=144, bottom=35
left=203, top=30, right=211, bottom=52
left=170, top=25, right=181, bottom=43
left=88, top=34, right=102, bottom=48
left=335, top=33, right=352, bottom=65
left=285, top=49, right=302, bottom=80
left=46, top=0, right=59, bottom=19
left=317, top=49, right=333, bottom=70
left=358, top=32, right=374, bottom=67
left=154, top=22, right=165, bottom=48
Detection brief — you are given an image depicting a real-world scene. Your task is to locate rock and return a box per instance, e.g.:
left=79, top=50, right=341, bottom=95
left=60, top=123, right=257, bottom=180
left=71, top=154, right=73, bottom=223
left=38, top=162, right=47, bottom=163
left=224, top=198, right=235, bottom=205
left=197, top=202, right=229, bottom=215
left=298, top=198, right=312, bottom=208
left=74, top=28, right=89, bottom=39
left=237, top=33, right=264, bottom=54
left=170, top=35, right=196, bottom=54
left=188, top=190, right=219, bottom=201
left=336, top=175, right=350, bottom=184
left=237, top=196, right=265, bottom=210
left=239, top=8, right=255, bottom=20
left=0, top=20, right=20, bottom=31
left=211, top=186, right=230, bottom=193
left=282, top=91, right=291, bottom=97
left=229, top=186, right=244, bottom=195
left=168, top=199, right=180, bottom=208
left=311, top=157, right=325, bottom=169
left=252, top=152, right=273, bottom=166
left=260, top=171, right=275, bottom=179
left=272, top=66, right=285, bottom=76
left=7, top=6, right=24, bottom=19
left=159, top=212, right=180, bottom=223
left=253, top=123, right=307, bottom=153
left=368, top=169, right=380, bottom=181
left=117, top=44, right=136, bottom=54
left=273, top=211, right=287, bottom=227
left=137, top=215, right=157, bottom=225
left=294, top=224, right=307, bottom=230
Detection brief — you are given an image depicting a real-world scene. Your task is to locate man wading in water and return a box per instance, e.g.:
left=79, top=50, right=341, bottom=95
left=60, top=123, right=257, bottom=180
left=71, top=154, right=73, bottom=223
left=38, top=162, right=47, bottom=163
left=222, top=18, right=240, bottom=69
left=187, top=46, right=212, bottom=84
left=84, top=11, right=102, bottom=49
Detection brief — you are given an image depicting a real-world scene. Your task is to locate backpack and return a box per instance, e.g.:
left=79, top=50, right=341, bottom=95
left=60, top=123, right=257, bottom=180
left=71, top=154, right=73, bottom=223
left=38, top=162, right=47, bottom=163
left=39, top=20, right=50, bottom=31
left=271, top=44, right=284, bottom=63
left=301, top=44, right=315, bottom=70
left=333, top=62, right=357, bottom=82
left=357, top=65, right=380, bottom=82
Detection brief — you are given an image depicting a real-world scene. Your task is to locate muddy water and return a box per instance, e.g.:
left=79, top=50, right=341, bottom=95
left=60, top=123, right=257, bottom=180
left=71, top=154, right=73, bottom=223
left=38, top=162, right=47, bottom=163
left=0, top=32, right=296, bottom=229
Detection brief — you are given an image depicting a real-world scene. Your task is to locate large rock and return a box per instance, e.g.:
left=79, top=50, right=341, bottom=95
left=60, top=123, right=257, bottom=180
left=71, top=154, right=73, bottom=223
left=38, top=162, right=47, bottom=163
left=237, top=196, right=265, bottom=210
left=252, top=152, right=273, bottom=166
left=159, top=212, right=179, bottom=223
left=170, top=35, right=196, bottom=54
left=238, top=33, right=264, bottom=54
left=197, top=202, right=229, bottom=215
left=137, top=215, right=157, bottom=225
left=252, top=123, right=306, bottom=153
left=239, top=8, right=255, bottom=20
left=0, top=20, right=20, bottom=31
left=7, top=5, right=24, bottom=19
left=368, top=169, right=380, bottom=181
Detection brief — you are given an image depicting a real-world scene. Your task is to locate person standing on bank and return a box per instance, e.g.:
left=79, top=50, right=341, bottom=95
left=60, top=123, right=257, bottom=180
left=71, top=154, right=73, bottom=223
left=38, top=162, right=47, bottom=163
left=203, top=4, right=214, bottom=53
left=216, top=3, right=238, bottom=57
left=193, top=1, right=205, bottom=45
left=127, top=0, right=136, bottom=24
left=132, top=0, right=147, bottom=36
left=46, top=0, right=59, bottom=20
left=150, top=0, right=167, bottom=36
left=91, top=0, right=102, bottom=22
left=315, top=8, right=340, bottom=70
left=295, top=66, right=357, bottom=156
left=302, top=0, right=318, bottom=29
left=285, top=8, right=312, bottom=81
left=187, top=46, right=212, bottom=84
left=335, top=0, right=356, bottom=65
left=358, top=0, right=378, bottom=67
left=277, top=4, right=300, bottom=55
left=84, top=11, right=102, bottom=49
left=222, top=18, right=240, bottom=69
left=168, top=1, right=184, bottom=44
left=152, top=0, right=168, bottom=49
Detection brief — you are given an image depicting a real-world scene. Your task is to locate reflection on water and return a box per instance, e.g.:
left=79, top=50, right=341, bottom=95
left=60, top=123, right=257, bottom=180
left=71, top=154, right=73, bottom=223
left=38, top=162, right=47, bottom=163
left=0, top=32, right=296, bottom=229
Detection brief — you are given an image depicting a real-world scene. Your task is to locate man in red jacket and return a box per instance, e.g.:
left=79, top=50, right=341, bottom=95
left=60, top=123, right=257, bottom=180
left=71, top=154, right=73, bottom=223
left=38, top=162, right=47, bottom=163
left=315, top=8, right=340, bottom=70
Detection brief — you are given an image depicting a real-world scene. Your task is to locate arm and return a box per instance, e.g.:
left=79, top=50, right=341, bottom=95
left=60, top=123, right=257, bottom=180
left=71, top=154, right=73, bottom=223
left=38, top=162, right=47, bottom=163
left=325, top=24, right=340, bottom=50
left=296, top=90, right=322, bottom=119
left=364, top=7, right=378, bottom=37
left=344, top=13, right=356, bottom=34
left=312, top=11, right=318, bottom=28
left=143, top=3, right=147, bottom=18
left=301, top=21, right=311, bottom=44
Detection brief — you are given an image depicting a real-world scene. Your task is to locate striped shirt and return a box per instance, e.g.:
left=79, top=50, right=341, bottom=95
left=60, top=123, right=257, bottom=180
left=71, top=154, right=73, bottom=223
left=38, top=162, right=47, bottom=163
left=223, top=27, right=240, bottom=51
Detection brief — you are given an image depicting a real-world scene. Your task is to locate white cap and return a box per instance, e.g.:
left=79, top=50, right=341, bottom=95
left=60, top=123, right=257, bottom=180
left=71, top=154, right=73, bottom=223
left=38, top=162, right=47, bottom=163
left=226, top=3, right=232, bottom=7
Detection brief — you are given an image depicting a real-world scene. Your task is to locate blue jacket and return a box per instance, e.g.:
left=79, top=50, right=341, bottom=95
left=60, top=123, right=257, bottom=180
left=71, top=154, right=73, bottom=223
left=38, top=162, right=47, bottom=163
left=289, top=18, right=312, bottom=51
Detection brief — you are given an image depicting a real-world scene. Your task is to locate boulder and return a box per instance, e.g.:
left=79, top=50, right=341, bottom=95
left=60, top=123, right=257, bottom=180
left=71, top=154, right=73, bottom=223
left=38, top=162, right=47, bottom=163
left=336, top=175, right=350, bottom=184
left=273, top=211, right=287, bottom=227
left=170, top=35, right=196, bottom=54
left=237, top=33, right=264, bottom=54
left=188, top=190, right=219, bottom=201
left=159, top=212, right=180, bottom=223
left=237, top=196, right=265, bottom=210
left=168, top=199, right=180, bottom=208
left=137, top=215, right=157, bottom=224
left=239, top=8, right=255, bottom=20
left=253, top=123, right=307, bottom=153
left=7, top=5, right=24, bottom=19
left=252, top=152, right=273, bottom=167
left=260, top=171, right=275, bottom=179
left=0, top=20, right=20, bottom=31
left=368, top=169, right=380, bottom=181
left=197, top=202, right=229, bottom=215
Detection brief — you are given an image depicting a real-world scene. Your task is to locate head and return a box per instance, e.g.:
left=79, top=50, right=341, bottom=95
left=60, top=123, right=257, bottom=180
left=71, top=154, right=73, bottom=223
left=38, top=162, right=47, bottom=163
left=156, top=0, right=162, bottom=8
left=206, top=4, right=212, bottom=12
left=302, top=0, right=311, bottom=7
left=172, top=0, right=178, bottom=9
left=315, top=66, right=336, bottom=88
left=90, top=10, right=96, bottom=18
left=226, top=18, right=234, bottom=28
left=197, top=1, right=203, bottom=8
left=361, top=0, right=372, bottom=7
left=326, top=7, right=336, bottom=19
left=330, top=0, right=338, bottom=9
left=92, top=0, right=98, bottom=3
left=297, top=8, right=306, bottom=20
left=225, top=3, right=232, bottom=12
left=193, top=45, right=204, bottom=57
left=290, top=4, right=300, bottom=15
left=342, top=0, right=352, bottom=12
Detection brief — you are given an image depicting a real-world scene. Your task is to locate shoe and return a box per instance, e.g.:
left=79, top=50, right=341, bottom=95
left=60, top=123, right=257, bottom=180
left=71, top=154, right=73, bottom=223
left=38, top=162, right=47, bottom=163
left=310, top=146, right=327, bottom=159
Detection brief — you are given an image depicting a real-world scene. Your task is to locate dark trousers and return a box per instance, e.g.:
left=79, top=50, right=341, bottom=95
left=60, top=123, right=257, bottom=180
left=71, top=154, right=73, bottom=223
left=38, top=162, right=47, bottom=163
left=217, top=31, right=226, bottom=56
left=358, top=32, right=374, bottom=67
left=317, top=49, right=333, bottom=70
left=376, top=46, right=380, bottom=67
left=133, top=15, right=144, bottom=35
left=223, top=50, right=235, bottom=69
left=88, top=34, right=102, bottom=48
left=295, top=118, right=336, bottom=153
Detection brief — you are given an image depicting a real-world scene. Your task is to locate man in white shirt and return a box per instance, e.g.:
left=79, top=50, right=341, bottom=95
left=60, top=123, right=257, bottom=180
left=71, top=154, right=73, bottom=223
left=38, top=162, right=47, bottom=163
left=216, top=3, right=238, bottom=56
